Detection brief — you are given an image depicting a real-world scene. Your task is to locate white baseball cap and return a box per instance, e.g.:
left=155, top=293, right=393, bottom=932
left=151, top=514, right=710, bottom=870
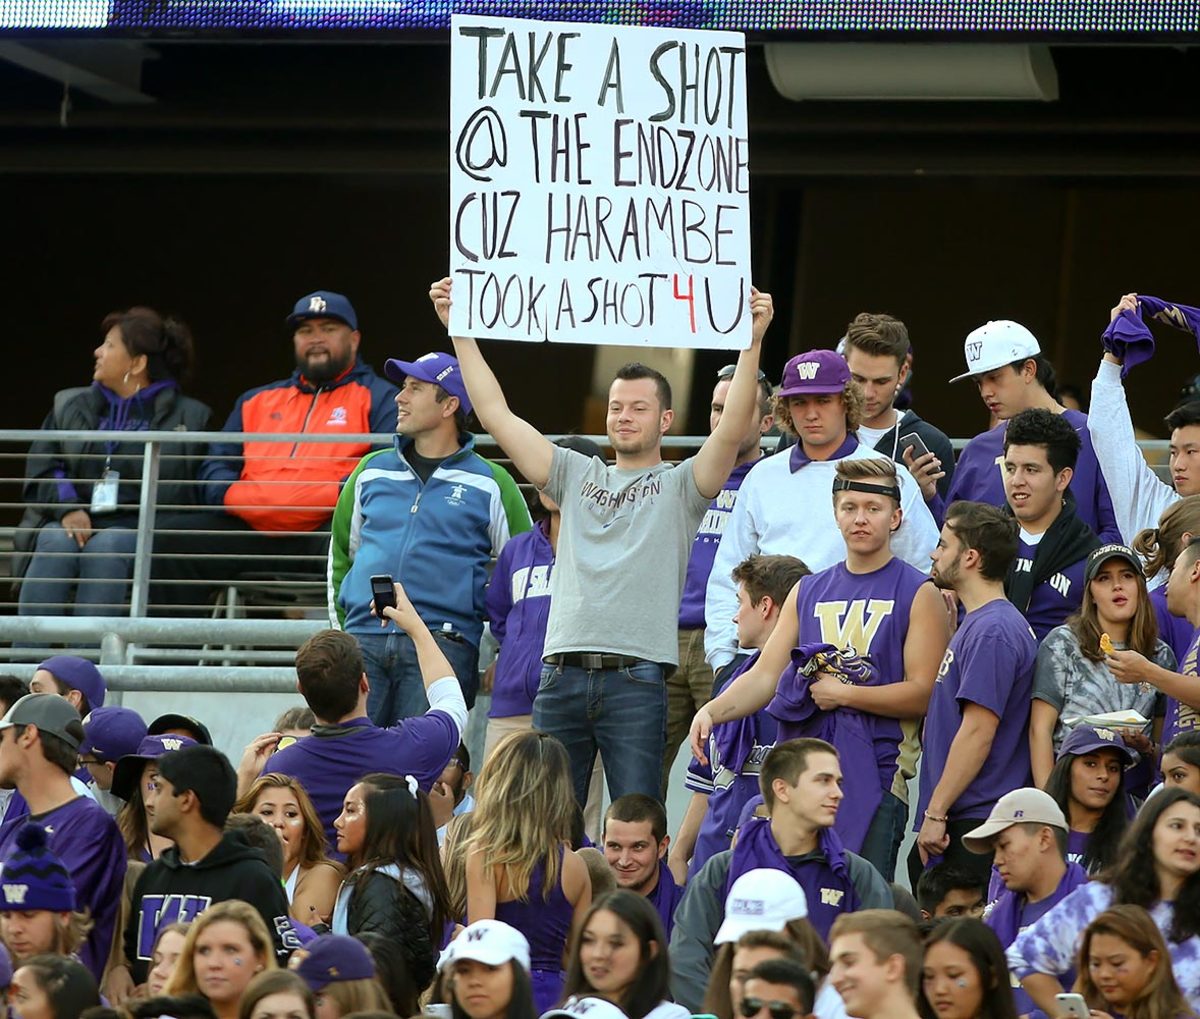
left=542, top=996, right=630, bottom=1019
left=961, top=788, right=1068, bottom=854
left=715, top=868, right=809, bottom=945
left=439, top=920, right=531, bottom=972
left=948, top=320, right=1041, bottom=383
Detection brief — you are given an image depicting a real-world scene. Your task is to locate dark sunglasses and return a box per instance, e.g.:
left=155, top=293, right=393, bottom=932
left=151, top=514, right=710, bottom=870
left=740, top=998, right=799, bottom=1019
left=717, top=364, right=770, bottom=384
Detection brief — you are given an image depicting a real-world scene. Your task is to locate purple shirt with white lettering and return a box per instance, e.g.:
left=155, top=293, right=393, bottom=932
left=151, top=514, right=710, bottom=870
left=916, top=599, right=1038, bottom=827
left=795, top=558, right=928, bottom=797
left=263, top=715, right=458, bottom=853
left=947, top=411, right=1120, bottom=543
left=1151, top=585, right=1197, bottom=666
left=1012, top=536, right=1087, bottom=642
left=486, top=520, right=554, bottom=718
left=1164, top=628, right=1200, bottom=746
left=679, top=461, right=755, bottom=628
left=685, top=653, right=777, bottom=876
left=0, top=795, right=126, bottom=981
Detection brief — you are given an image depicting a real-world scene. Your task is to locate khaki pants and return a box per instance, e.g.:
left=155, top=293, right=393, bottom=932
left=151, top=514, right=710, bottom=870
left=485, top=713, right=606, bottom=842
left=661, top=628, right=715, bottom=798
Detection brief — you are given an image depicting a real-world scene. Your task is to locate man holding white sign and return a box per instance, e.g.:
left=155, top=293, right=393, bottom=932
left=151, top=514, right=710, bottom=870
left=428, top=276, right=771, bottom=805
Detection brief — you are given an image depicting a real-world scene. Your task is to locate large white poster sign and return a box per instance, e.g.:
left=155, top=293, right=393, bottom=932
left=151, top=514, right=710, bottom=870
left=448, top=14, right=750, bottom=348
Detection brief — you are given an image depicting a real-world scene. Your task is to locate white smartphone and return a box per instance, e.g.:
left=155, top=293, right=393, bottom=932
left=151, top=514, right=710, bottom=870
left=1055, top=993, right=1091, bottom=1019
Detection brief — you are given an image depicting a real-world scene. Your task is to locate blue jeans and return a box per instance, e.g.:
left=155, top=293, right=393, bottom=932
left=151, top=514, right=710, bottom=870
left=18, top=522, right=137, bottom=616
left=357, top=629, right=480, bottom=726
left=857, top=791, right=908, bottom=882
left=532, top=660, right=666, bottom=806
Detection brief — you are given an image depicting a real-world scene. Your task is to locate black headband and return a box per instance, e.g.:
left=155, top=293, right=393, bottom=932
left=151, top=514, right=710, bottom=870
left=832, top=478, right=901, bottom=502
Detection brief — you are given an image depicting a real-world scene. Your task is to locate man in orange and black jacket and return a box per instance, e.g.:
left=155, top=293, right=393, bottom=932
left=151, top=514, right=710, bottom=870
left=151, top=291, right=397, bottom=609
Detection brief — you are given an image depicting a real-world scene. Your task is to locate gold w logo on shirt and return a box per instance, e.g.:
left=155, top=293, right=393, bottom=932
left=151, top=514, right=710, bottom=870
left=814, top=599, right=895, bottom=654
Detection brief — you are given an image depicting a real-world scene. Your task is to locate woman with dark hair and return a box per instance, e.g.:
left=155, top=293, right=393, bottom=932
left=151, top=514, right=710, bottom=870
left=238, top=969, right=316, bottom=1019
left=1075, top=905, right=1196, bottom=1019
left=1029, top=545, right=1172, bottom=788
left=234, top=774, right=343, bottom=924
left=440, top=919, right=537, bottom=1019
left=15, top=305, right=210, bottom=619
left=919, top=919, right=1016, bottom=1019
left=1162, top=732, right=1200, bottom=795
left=1008, top=787, right=1200, bottom=1014
left=355, top=931, right=421, bottom=1018
left=331, top=771, right=452, bottom=992
left=1042, top=725, right=1134, bottom=874
left=10, top=954, right=101, bottom=1018
left=561, top=890, right=686, bottom=1019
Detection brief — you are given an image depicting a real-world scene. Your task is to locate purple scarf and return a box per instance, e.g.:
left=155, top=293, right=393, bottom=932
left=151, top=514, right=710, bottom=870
left=766, top=643, right=885, bottom=853
left=986, top=861, right=1089, bottom=947
left=1102, top=296, right=1200, bottom=377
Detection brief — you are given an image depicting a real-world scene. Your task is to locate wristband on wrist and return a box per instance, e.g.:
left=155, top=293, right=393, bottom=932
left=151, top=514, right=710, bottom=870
left=924, top=809, right=949, bottom=823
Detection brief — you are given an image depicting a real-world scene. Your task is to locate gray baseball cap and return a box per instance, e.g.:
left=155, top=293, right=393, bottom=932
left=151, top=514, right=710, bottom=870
left=0, top=694, right=84, bottom=751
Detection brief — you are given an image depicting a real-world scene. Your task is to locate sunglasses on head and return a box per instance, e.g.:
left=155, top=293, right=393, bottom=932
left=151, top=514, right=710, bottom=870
left=740, top=998, right=799, bottom=1019
left=717, top=364, right=770, bottom=384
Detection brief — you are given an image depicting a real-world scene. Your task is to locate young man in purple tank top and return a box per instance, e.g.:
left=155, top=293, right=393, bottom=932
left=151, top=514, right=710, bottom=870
left=690, top=459, right=948, bottom=881
left=912, top=502, right=1038, bottom=888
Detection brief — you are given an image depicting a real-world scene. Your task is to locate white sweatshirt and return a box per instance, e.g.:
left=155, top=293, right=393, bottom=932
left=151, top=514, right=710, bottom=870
left=703, top=440, right=939, bottom=669
left=1087, top=358, right=1179, bottom=587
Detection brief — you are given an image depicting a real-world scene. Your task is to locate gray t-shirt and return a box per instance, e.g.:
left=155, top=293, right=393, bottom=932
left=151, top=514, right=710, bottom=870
left=542, top=446, right=710, bottom=665
left=1032, top=624, right=1175, bottom=750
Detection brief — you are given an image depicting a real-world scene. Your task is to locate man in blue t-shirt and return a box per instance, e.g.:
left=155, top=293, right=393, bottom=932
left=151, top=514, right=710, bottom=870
left=912, top=501, right=1038, bottom=887
left=255, top=582, right=467, bottom=853
left=1001, top=408, right=1100, bottom=642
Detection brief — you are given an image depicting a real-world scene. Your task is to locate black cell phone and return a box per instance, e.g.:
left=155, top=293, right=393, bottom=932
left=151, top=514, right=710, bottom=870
left=899, top=431, right=931, bottom=461
left=370, top=574, right=397, bottom=615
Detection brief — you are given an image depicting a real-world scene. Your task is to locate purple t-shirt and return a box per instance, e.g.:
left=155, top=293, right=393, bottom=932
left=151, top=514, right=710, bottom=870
left=679, top=461, right=755, bottom=628
left=0, top=796, right=126, bottom=981
left=795, top=558, right=928, bottom=798
left=685, top=653, right=777, bottom=877
left=947, top=411, right=1120, bottom=543
left=916, top=599, right=1038, bottom=827
left=1011, top=534, right=1088, bottom=642
left=262, top=714, right=459, bottom=854
left=486, top=520, right=554, bottom=719
left=1164, top=629, right=1200, bottom=746
left=1152, top=584, right=1197, bottom=666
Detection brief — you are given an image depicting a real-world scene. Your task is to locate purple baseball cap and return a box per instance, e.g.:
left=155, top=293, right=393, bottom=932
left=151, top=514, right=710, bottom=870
left=36, top=656, right=105, bottom=710
left=286, top=291, right=358, bottom=331
left=1057, top=724, right=1138, bottom=765
left=111, top=733, right=198, bottom=802
left=79, top=706, right=147, bottom=763
left=296, top=935, right=376, bottom=990
left=777, top=349, right=851, bottom=398
left=384, top=351, right=473, bottom=416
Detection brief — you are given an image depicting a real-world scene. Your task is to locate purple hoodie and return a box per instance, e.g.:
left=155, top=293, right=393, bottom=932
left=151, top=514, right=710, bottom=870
left=946, top=411, right=1120, bottom=543
left=486, top=519, right=555, bottom=718
left=679, top=461, right=756, bottom=628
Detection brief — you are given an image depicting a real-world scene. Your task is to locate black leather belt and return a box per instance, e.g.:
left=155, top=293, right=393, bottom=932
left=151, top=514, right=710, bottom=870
left=546, top=652, right=644, bottom=670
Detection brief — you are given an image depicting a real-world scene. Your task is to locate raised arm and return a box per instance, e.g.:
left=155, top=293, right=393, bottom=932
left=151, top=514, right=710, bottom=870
left=691, top=289, right=772, bottom=499
left=429, top=277, right=555, bottom=488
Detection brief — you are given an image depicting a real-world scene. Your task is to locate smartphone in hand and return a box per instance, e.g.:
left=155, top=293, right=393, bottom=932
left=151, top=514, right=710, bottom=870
left=370, top=574, right=397, bottom=616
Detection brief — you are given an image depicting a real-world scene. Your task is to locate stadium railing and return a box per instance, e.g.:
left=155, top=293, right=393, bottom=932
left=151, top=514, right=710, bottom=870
left=0, top=429, right=1172, bottom=693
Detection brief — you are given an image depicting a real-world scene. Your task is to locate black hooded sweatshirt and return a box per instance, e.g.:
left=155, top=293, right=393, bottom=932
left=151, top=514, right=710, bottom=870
left=123, top=830, right=299, bottom=982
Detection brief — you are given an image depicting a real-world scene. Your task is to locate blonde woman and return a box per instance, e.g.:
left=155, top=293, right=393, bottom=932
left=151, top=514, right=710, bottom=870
left=164, top=900, right=277, bottom=1019
left=234, top=774, right=343, bottom=925
left=465, top=730, right=591, bottom=1013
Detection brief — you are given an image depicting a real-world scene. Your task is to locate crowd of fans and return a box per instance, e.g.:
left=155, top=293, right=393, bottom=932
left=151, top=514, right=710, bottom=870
left=5, top=281, right=1200, bottom=1019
